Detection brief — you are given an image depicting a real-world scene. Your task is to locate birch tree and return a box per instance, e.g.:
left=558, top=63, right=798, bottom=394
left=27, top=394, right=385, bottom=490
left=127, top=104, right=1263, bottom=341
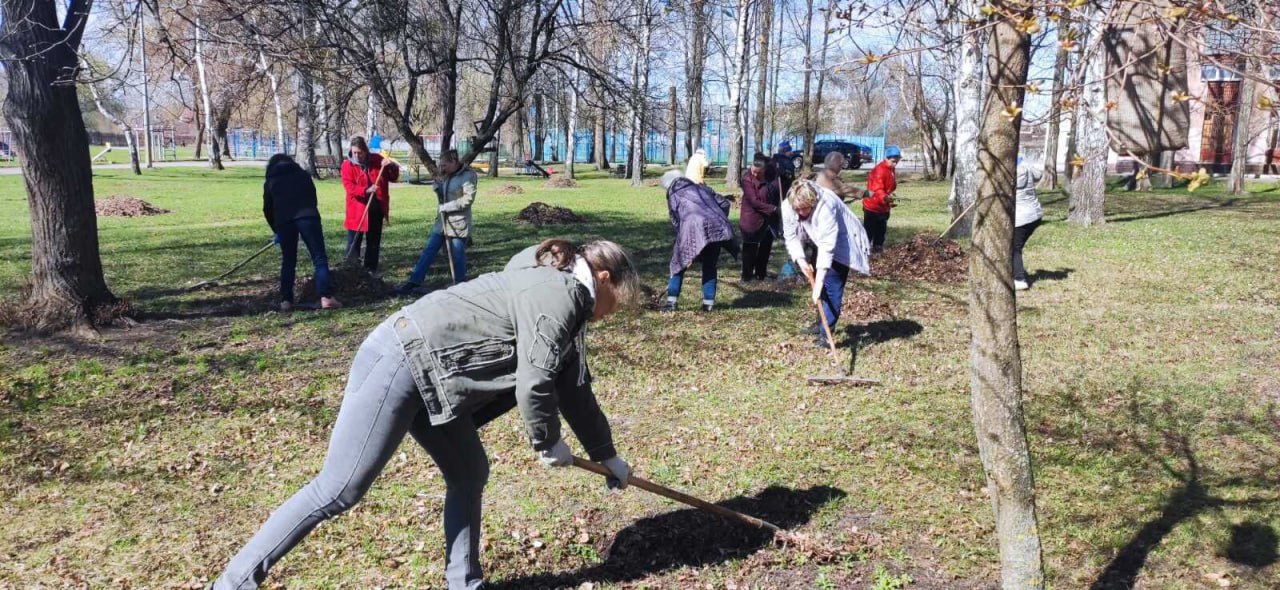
left=1066, top=0, right=1108, bottom=226
left=193, top=14, right=223, bottom=170
left=725, top=0, right=754, bottom=187
left=947, top=0, right=984, bottom=238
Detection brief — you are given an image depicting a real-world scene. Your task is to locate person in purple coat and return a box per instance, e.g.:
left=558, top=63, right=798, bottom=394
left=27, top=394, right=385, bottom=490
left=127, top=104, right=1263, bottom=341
left=660, top=170, right=739, bottom=312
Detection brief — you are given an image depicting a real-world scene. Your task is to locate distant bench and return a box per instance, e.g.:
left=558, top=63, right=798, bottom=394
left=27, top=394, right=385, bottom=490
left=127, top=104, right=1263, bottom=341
left=314, top=155, right=341, bottom=178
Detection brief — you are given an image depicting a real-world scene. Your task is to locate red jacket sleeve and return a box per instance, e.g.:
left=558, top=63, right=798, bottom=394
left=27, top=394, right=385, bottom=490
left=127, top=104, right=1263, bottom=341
left=866, top=164, right=889, bottom=200
left=341, top=161, right=369, bottom=203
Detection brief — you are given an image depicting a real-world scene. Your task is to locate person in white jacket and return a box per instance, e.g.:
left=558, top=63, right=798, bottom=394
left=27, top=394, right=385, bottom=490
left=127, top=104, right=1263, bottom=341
left=1014, top=156, right=1044, bottom=291
left=782, top=179, right=872, bottom=348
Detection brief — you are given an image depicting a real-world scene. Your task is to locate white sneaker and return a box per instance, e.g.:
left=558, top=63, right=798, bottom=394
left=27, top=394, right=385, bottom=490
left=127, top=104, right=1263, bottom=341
left=1014, top=280, right=1030, bottom=291
left=279, top=301, right=294, bottom=312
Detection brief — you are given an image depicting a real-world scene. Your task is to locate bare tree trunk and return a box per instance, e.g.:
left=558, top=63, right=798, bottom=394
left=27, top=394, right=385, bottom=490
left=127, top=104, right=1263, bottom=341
left=258, top=48, right=287, bottom=152
left=726, top=0, right=753, bottom=188
left=534, top=93, right=546, bottom=161
left=631, top=14, right=651, bottom=187
left=1068, top=0, right=1107, bottom=226
left=84, top=69, right=142, bottom=175
left=567, top=83, right=579, bottom=178
left=1, top=0, right=121, bottom=332
left=753, top=0, right=773, bottom=154
left=297, top=70, right=318, bottom=175
left=948, top=0, right=983, bottom=239
left=1228, top=59, right=1258, bottom=195
left=594, top=97, right=609, bottom=169
left=799, top=0, right=815, bottom=174
left=139, top=10, right=153, bottom=168
left=668, top=86, right=678, bottom=164
left=810, top=0, right=833, bottom=160
left=1040, top=16, right=1070, bottom=190
left=193, top=16, right=223, bottom=170
left=768, top=2, right=782, bottom=147
left=971, top=6, right=1044, bottom=588
left=687, top=0, right=708, bottom=155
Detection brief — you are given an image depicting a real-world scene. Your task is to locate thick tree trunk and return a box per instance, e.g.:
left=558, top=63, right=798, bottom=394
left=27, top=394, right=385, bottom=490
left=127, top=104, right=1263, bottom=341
left=1, top=0, right=121, bottom=332
left=193, top=17, right=223, bottom=170
left=753, top=0, right=773, bottom=154
left=1068, top=1, right=1107, bottom=226
left=1228, top=59, right=1258, bottom=195
left=687, top=0, right=708, bottom=155
left=948, top=0, right=983, bottom=239
left=726, top=0, right=752, bottom=188
left=970, top=7, right=1044, bottom=588
left=1040, top=17, right=1070, bottom=190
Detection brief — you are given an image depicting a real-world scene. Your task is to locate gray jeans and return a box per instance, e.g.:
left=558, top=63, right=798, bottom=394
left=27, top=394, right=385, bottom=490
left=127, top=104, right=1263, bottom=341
left=214, top=322, right=488, bottom=590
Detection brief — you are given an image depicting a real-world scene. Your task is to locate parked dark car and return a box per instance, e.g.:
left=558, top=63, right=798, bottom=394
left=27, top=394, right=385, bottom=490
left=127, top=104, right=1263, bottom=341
left=800, top=140, right=874, bottom=170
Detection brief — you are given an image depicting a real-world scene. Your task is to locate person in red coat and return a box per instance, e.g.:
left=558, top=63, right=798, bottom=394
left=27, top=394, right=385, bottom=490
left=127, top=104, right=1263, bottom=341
left=341, top=136, right=400, bottom=273
left=862, top=145, right=901, bottom=253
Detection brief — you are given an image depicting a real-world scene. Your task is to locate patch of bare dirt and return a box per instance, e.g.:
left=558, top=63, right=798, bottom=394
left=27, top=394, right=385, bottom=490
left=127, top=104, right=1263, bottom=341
left=95, top=196, right=169, bottom=218
left=515, top=202, right=586, bottom=226
left=495, top=184, right=525, bottom=195
left=872, top=234, right=968, bottom=283
left=297, top=262, right=389, bottom=303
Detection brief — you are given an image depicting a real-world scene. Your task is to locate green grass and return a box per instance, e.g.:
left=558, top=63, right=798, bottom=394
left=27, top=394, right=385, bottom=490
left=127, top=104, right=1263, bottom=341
left=1, top=167, right=1279, bottom=588
left=0, top=144, right=203, bottom=167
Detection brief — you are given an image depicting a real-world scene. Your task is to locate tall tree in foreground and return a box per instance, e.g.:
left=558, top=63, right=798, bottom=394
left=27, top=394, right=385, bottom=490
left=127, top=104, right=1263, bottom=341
left=969, top=2, right=1044, bottom=587
left=0, top=0, right=122, bottom=332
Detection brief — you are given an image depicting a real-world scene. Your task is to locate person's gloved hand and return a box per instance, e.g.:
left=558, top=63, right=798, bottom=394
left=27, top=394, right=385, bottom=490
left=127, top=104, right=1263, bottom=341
left=537, top=439, right=572, bottom=467
left=438, top=203, right=448, bottom=213
left=601, top=456, right=630, bottom=490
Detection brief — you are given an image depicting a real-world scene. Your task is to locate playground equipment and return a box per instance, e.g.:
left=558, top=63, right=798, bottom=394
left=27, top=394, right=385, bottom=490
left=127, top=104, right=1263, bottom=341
left=228, top=128, right=293, bottom=160
left=92, top=144, right=113, bottom=163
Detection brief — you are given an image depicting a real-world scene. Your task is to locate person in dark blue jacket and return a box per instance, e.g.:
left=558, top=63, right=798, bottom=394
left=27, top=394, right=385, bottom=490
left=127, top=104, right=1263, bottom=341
left=263, top=154, right=341, bottom=311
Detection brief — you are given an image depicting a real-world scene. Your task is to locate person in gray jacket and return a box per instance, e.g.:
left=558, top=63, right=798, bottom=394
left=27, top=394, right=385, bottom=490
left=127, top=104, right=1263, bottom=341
left=211, top=238, right=639, bottom=590
left=1014, top=156, right=1044, bottom=291
left=399, top=149, right=476, bottom=293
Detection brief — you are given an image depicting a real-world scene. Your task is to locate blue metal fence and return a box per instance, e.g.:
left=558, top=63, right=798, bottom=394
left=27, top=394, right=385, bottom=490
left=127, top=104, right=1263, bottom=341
left=528, top=128, right=887, bottom=167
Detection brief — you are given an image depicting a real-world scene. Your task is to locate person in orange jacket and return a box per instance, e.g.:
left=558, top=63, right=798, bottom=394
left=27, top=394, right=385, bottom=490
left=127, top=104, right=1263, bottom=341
left=862, top=145, right=901, bottom=253
left=341, top=136, right=400, bottom=273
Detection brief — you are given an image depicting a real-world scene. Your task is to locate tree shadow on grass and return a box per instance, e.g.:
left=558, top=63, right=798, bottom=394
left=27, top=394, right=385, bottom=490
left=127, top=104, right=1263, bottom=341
left=1106, top=196, right=1275, bottom=224
left=1225, top=521, right=1278, bottom=568
left=487, top=485, right=846, bottom=589
left=1090, top=434, right=1280, bottom=590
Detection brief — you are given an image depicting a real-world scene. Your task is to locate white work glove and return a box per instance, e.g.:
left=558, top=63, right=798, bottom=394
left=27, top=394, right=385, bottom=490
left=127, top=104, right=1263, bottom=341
left=537, top=439, right=572, bottom=467
left=438, top=203, right=448, bottom=213
left=365, top=185, right=377, bottom=196
left=601, top=456, right=630, bottom=490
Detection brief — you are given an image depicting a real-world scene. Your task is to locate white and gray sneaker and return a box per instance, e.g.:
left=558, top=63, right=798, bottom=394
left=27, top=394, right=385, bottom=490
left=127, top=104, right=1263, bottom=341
left=1014, top=280, right=1030, bottom=291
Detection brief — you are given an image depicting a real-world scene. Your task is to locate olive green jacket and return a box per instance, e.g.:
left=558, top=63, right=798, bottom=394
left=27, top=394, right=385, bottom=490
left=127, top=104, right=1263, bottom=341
left=390, top=258, right=616, bottom=460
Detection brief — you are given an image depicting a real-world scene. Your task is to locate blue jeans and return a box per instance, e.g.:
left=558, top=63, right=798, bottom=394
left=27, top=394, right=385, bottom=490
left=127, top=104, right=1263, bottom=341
left=214, top=322, right=488, bottom=590
left=667, top=242, right=720, bottom=303
left=817, top=262, right=851, bottom=332
left=278, top=217, right=331, bottom=302
left=408, top=230, right=467, bottom=285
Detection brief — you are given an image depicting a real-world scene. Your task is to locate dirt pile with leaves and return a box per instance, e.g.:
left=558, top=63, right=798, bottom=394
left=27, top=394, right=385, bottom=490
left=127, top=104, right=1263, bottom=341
left=515, top=202, right=586, bottom=226
left=544, top=177, right=579, bottom=189
left=495, top=184, right=525, bottom=195
left=95, top=196, right=170, bottom=218
left=296, top=263, right=389, bottom=303
left=872, top=234, right=968, bottom=283
left=840, top=289, right=896, bottom=322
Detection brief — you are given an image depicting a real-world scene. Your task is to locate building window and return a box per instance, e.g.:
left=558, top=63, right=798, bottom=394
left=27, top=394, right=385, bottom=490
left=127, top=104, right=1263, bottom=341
left=1201, top=63, right=1243, bottom=81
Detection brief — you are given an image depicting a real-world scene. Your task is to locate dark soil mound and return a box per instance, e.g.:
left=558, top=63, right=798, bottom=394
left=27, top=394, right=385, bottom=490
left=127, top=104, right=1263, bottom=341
left=872, top=234, right=968, bottom=283
left=96, top=196, right=169, bottom=218
left=296, top=262, right=389, bottom=303
left=544, top=177, right=579, bottom=189
left=515, top=202, right=585, bottom=226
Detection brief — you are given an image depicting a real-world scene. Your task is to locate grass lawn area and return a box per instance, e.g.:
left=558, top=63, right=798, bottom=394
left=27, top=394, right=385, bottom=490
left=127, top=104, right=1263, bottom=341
left=0, top=144, right=203, bottom=167
left=1, top=166, right=1278, bottom=588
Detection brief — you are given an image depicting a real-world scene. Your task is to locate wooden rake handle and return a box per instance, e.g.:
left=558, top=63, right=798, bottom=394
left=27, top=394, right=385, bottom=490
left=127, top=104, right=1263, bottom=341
left=802, top=270, right=843, bottom=370
left=188, top=240, right=275, bottom=291
left=572, top=456, right=781, bottom=533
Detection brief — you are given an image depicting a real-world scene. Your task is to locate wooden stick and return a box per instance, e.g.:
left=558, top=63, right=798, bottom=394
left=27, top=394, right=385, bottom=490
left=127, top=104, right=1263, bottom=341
left=188, top=240, right=275, bottom=291
left=937, top=198, right=979, bottom=240
left=572, top=456, right=781, bottom=533
left=803, top=270, right=845, bottom=374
